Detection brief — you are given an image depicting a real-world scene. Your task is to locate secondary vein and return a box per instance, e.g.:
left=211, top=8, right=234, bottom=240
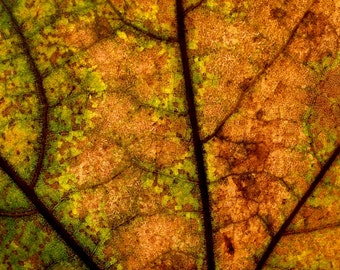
left=256, top=144, right=340, bottom=269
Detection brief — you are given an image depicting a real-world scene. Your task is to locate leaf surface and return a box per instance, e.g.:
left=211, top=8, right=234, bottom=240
left=0, top=0, right=339, bottom=269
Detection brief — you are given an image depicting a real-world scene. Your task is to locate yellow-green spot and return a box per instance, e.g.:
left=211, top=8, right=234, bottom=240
left=142, top=174, right=155, bottom=188
left=41, top=240, right=68, bottom=265
left=206, top=0, right=218, bottom=9
left=5, top=187, right=30, bottom=209
left=308, top=52, right=340, bottom=78
left=188, top=40, right=198, bottom=50
left=171, top=181, right=199, bottom=210
left=197, top=253, right=205, bottom=270
left=154, top=185, right=163, bottom=194
left=165, top=158, right=197, bottom=180
left=117, top=30, right=127, bottom=40
left=83, top=70, right=107, bottom=96
left=44, top=68, right=71, bottom=103
left=316, top=130, right=337, bottom=162
left=162, top=195, right=171, bottom=207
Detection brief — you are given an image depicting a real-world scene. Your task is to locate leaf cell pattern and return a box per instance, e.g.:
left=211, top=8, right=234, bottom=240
left=0, top=0, right=339, bottom=269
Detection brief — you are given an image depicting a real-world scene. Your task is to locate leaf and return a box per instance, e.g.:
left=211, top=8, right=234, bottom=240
left=0, top=0, right=339, bottom=269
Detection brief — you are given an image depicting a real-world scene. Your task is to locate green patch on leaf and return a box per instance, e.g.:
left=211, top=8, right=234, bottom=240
left=307, top=51, right=340, bottom=78
left=171, top=181, right=199, bottom=211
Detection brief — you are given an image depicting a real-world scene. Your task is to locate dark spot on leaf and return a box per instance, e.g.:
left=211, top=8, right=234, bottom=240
left=50, top=50, right=61, bottom=66
left=239, top=78, right=251, bottom=91
left=149, top=251, right=196, bottom=270
left=232, top=173, right=258, bottom=198
left=270, top=8, right=287, bottom=20
left=256, top=110, right=264, bottom=120
left=223, top=235, right=235, bottom=255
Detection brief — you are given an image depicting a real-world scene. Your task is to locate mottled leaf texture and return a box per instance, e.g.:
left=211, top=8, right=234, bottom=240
left=0, top=0, right=339, bottom=269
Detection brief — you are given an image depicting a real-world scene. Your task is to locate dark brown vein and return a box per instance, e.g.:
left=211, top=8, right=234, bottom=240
left=176, top=0, right=216, bottom=269
left=0, top=155, right=101, bottom=270
left=0, top=1, right=101, bottom=269
left=185, top=0, right=206, bottom=14
left=0, top=0, right=49, bottom=188
left=0, top=209, right=38, bottom=217
left=284, top=221, right=340, bottom=235
left=255, top=144, right=340, bottom=269
left=105, top=0, right=177, bottom=43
